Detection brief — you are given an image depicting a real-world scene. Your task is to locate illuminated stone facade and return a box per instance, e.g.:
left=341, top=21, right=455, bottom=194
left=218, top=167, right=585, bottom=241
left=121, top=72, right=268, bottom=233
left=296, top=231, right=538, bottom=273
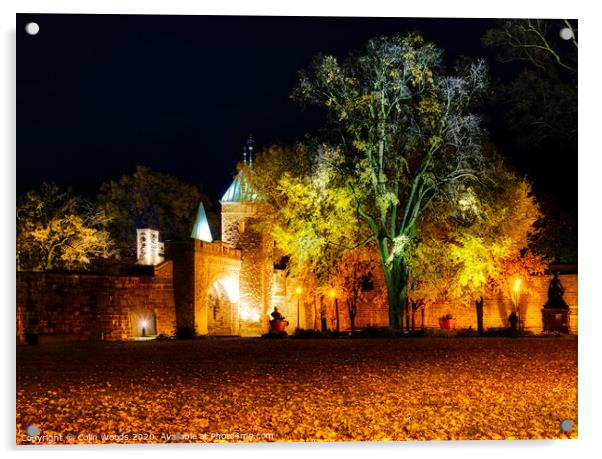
left=15, top=168, right=578, bottom=342
left=170, top=189, right=306, bottom=337
left=185, top=170, right=578, bottom=336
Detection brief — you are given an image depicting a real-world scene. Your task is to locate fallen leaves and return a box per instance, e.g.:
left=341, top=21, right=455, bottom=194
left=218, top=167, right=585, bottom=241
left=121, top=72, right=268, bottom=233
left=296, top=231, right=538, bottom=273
left=16, top=337, right=577, bottom=443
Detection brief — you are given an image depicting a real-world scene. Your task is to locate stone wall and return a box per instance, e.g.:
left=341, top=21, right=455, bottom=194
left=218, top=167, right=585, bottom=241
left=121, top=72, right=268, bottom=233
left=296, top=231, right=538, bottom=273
left=237, top=216, right=274, bottom=336
left=419, top=273, right=578, bottom=334
left=167, top=241, right=198, bottom=334
left=16, top=262, right=177, bottom=343
left=312, top=272, right=578, bottom=334
left=221, top=202, right=257, bottom=247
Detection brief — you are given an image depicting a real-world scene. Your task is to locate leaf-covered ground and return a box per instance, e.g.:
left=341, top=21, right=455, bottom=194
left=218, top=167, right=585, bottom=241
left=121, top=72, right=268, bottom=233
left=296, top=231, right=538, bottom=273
left=16, top=337, right=577, bottom=443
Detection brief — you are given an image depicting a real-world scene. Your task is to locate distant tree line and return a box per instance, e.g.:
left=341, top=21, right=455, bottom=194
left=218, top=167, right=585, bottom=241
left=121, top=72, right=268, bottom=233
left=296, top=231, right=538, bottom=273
left=16, top=166, right=215, bottom=271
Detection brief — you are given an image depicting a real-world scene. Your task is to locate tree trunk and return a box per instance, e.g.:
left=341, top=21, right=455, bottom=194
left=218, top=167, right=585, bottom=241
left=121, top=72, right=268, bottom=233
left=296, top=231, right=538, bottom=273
left=347, top=299, right=357, bottom=335
left=334, top=298, right=340, bottom=333
left=476, top=296, right=484, bottom=335
left=319, top=295, right=327, bottom=332
left=382, top=257, right=409, bottom=330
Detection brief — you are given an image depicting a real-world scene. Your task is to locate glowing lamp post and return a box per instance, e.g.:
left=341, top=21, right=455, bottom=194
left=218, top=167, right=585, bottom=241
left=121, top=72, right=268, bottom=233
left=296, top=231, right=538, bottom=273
left=141, top=320, right=148, bottom=337
left=329, top=289, right=339, bottom=333
left=511, top=278, right=522, bottom=330
left=295, top=286, right=302, bottom=330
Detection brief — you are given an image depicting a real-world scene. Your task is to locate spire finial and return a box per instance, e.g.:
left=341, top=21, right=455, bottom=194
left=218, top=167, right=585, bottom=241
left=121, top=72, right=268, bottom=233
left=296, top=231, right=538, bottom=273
left=247, top=135, right=254, bottom=167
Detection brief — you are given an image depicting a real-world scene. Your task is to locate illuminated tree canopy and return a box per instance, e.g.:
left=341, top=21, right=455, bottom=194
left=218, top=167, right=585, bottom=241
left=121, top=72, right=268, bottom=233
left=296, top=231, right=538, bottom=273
left=291, top=33, right=489, bottom=328
left=17, top=183, right=116, bottom=272
left=409, top=156, right=545, bottom=311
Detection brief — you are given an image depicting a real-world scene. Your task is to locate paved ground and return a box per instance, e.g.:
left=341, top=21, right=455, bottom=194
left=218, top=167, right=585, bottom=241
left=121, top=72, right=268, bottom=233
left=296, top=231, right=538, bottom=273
left=16, top=337, right=577, bottom=443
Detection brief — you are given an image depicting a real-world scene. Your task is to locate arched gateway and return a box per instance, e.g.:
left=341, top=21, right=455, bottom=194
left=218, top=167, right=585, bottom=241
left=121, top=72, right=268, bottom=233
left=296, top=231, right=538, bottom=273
left=168, top=141, right=306, bottom=337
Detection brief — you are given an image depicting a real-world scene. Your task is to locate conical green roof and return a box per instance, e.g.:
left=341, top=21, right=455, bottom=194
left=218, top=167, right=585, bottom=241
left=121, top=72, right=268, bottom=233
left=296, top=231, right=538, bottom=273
left=190, top=202, right=213, bottom=242
left=220, top=171, right=259, bottom=203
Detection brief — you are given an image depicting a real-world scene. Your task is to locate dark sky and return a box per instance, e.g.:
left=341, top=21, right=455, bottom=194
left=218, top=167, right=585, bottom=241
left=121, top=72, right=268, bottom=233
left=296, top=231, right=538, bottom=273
left=17, top=14, right=576, bottom=212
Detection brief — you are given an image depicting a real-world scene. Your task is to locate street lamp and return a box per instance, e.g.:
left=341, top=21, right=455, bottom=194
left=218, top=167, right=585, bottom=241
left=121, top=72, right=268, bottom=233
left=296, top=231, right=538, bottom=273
left=141, top=320, right=148, bottom=337
left=512, top=278, right=522, bottom=329
left=295, top=286, right=302, bottom=330
left=329, top=288, right=339, bottom=333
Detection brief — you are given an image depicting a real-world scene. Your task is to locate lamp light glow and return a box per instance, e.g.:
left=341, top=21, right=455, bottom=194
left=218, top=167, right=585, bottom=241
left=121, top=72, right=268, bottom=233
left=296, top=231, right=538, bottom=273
left=239, top=306, right=260, bottom=322
left=513, top=278, right=522, bottom=292
left=295, top=286, right=302, bottom=295
left=220, top=278, right=240, bottom=303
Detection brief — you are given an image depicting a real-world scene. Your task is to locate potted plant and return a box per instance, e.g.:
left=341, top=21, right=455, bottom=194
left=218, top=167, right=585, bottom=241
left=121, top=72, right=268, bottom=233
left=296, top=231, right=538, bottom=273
left=439, top=314, right=456, bottom=330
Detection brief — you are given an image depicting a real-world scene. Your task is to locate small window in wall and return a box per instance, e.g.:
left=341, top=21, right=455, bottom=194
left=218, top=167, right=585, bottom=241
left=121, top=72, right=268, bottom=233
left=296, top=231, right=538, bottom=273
left=239, top=220, right=246, bottom=234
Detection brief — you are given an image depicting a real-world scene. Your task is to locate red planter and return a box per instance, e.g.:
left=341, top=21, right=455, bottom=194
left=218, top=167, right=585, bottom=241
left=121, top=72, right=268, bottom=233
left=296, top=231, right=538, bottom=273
left=271, top=320, right=288, bottom=332
left=439, top=318, right=456, bottom=330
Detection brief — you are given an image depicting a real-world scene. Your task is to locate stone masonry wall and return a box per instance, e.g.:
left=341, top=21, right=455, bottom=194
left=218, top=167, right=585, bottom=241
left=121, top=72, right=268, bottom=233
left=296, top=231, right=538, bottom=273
left=297, top=273, right=578, bottom=334
left=167, top=241, right=198, bottom=334
left=238, top=216, right=272, bottom=336
left=16, top=262, right=177, bottom=343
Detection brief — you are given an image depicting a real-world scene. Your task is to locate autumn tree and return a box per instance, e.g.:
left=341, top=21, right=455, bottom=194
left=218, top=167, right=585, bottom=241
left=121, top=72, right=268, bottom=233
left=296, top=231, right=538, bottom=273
left=292, top=34, right=488, bottom=329
left=98, top=166, right=215, bottom=257
left=331, top=247, right=384, bottom=334
left=244, top=144, right=378, bottom=331
left=17, top=183, right=115, bottom=272
left=409, top=157, right=545, bottom=333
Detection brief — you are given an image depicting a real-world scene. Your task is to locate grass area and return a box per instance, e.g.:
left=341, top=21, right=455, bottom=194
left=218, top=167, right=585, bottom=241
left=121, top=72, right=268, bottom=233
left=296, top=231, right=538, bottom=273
left=16, top=337, right=577, bottom=443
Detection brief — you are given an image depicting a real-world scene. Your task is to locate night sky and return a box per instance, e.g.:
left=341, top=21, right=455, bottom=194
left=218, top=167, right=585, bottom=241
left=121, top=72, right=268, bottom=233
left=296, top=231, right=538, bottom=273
left=17, top=14, right=576, bottom=212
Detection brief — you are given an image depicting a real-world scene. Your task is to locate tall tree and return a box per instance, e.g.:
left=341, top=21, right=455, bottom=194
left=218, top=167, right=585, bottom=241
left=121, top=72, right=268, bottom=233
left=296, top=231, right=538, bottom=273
left=98, top=166, right=215, bottom=257
left=292, top=34, right=488, bottom=328
left=17, top=183, right=115, bottom=271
